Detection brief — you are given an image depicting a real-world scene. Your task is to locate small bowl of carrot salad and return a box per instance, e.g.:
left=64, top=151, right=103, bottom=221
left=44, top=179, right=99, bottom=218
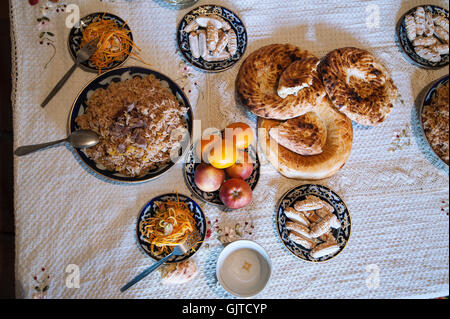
left=68, top=12, right=146, bottom=73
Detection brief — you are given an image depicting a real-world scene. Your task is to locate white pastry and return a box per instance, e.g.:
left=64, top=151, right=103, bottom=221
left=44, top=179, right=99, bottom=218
left=434, top=25, right=449, bottom=43
left=289, top=231, right=315, bottom=250
left=197, top=29, right=207, bottom=58
left=413, top=36, right=437, bottom=46
left=415, top=7, right=426, bottom=36
left=293, top=195, right=323, bottom=212
left=431, top=43, right=449, bottom=55
left=424, top=11, right=435, bottom=37
left=310, top=242, right=340, bottom=259
left=404, top=14, right=417, bottom=42
left=415, top=45, right=442, bottom=62
left=204, top=50, right=231, bottom=62
left=319, top=200, right=334, bottom=214
left=319, top=231, right=337, bottom=244
left=315, top=207, right=331, bottom=219
left=189, top=32, right=200, bottom=58
left=184, top=20, right=199, bottom=33
left=219, top=18, right=232, bottom=31
left=310, top=214, right=340, bottom=238
left=196, top=15, right=223, bottom=29
left=303, top=210, right=322, bottom=224
left=286, top=221, right=313, bottom=239
left=160, top=260, right=198, bottom=284
left=433, top=14, right=449, bottom=31
left=206, top=22, right=219, bottom=51
left=213, top=31, right=229, bottom=55
left=284, top=207, right=310, bottom=227
left=227, top=29, right=238, bottom=56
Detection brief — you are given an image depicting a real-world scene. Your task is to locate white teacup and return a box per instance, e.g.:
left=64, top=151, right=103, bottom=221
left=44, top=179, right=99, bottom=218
left=216, top=240, right=271, bottom=298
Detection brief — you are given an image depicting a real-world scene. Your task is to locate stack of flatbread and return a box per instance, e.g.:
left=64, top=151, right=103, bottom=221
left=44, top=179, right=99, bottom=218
left=236, top=44, right=397, bottom=179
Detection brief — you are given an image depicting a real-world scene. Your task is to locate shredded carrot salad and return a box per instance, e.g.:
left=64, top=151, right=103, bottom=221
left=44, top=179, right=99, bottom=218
left=81, top=14, right=148, bottom=73
left=140, top=197, right=197, bottom=257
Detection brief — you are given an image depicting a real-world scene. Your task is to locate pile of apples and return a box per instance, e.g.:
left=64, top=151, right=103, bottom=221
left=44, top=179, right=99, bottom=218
left=194, top=122, right=255, bottom=209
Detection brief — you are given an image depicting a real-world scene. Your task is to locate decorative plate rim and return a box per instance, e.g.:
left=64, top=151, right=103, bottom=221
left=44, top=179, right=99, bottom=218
left=67, top=12, right=133, bottom=73
left=67, top=66, right=194, bottom=184
left=183, top=142, right=260, bottom=207
left=176, top=4, right=248, bottom=73
left=135, top=193, right=206, bottom=263
left=275, top=184, right=352, bottom=263
left=395, top=5, right=449, bottom=70
left=419, top=74, right=449, bottom=167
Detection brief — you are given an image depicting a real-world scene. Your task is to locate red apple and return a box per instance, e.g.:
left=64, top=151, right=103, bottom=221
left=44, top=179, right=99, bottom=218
left=219, top=178, right=253, bottom=209
left=225, top=151, right=254, bottom=180
left=194, top=163, right=225, bottom=192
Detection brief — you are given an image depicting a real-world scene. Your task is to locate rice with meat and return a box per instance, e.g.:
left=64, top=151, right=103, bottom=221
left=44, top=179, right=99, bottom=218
left=75, top=74, right=188, bottom=177
left=422, top=81, right=449, bottom=165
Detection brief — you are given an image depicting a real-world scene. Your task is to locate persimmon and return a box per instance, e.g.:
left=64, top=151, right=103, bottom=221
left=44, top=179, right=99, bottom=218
left=195, top=133, right=221, bottom=162
left=224, top=122, right=254, bottom=149
left=207, top=139, right=237, bottom=169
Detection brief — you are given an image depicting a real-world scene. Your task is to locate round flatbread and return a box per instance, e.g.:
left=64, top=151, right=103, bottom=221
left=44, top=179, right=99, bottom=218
left=317, top=47, right=397, bottom=126
left=236, top=44, right=326, bottom=120
left=258, top=96, right=353, bottom=180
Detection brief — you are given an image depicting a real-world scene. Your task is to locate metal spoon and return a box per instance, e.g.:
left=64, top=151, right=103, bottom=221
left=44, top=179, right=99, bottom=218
left=120, top=229, right=201, bottom=293
left=14, top=130, right=100, bottom=157
left=40, top=38, right=100, bottom=108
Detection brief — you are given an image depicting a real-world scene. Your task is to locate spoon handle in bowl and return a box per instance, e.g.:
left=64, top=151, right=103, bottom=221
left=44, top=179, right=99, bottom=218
left=120, top=253, right=173, bottom=293
left=14, top=138, right=68, bottom=156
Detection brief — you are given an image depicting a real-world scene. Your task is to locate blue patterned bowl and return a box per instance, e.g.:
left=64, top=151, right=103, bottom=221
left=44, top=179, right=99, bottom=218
left=395, top=5, right=449, bottom=69
left=276, top=184, right=351, bottom=262
left=68, top=12, right=133, bottom=73
left=67, top=66, right=193, bottom=183
left=136, top=193, right=206, bottom=262
left=177, top=4, right=247, bottom=72
left=419, top=75, right=449, bottom=166
left=183, top=143, right=260, bottom=206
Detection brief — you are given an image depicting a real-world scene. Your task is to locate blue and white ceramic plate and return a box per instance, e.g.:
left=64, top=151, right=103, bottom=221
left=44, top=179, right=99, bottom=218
left=136, top=193, right=206, bottom=262
left=176, top=4, right=247, bottom=72
left=396, top=5, right=449, bottom=69
left=183, top=143, right=260, bottom=207
left=67, top=66, right=193, bottom=183
left=276, top=184, right=351, bottom=262
left=419, top=74, right=449, bottom=166
left=68, top=12, right=133, bottom=73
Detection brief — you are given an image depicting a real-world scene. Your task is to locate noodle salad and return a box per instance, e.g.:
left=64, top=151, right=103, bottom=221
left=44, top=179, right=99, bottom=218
left=81, top=14, right=147, bottom=73
left=139, top=197, right=197, bottom=257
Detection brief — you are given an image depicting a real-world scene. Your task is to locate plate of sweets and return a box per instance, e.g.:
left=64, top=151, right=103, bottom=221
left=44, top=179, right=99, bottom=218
left=276, top=184, right=351, bottom=262
left=177, top=4, right=247, bottom=72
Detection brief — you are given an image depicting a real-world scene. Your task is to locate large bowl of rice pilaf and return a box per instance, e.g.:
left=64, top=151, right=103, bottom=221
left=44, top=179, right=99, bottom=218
left=420, top=75, right=449, bottom=166
left=68, top=66, right=193, bottom=183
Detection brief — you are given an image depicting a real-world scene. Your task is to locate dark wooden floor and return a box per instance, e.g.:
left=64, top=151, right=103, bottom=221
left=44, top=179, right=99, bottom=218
left=0, top=1, right=14, bottom=299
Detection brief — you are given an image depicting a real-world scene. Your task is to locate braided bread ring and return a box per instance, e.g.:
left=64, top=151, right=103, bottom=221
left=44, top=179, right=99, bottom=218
left=318, top=47, right=397, bottom=126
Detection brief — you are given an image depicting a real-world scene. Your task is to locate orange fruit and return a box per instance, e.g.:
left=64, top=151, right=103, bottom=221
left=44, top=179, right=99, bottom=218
left=195, top=133, right=221, bottom=162
left=224, top=122, right=254, bottom=149
left=207, top=139, right=237, bottom=169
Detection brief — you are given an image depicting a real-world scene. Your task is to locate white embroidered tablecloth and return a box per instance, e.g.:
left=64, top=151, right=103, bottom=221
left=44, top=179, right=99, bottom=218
left=11, top=0, right=449, bottom=299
